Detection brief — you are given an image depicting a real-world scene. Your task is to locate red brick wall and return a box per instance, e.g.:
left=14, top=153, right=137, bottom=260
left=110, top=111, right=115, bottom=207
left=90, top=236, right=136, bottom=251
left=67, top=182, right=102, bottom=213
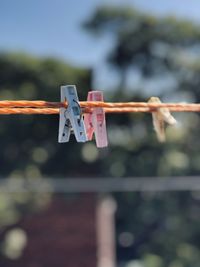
left=1, top=194, right=97, bottom=267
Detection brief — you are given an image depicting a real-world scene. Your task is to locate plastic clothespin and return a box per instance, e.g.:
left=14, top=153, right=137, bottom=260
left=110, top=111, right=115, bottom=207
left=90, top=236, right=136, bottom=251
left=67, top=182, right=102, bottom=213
left=148, top=97, right=177, bottom=142
left=58, top=85, right=87, bottom=143
left=84, top=91, right=108, bottom=148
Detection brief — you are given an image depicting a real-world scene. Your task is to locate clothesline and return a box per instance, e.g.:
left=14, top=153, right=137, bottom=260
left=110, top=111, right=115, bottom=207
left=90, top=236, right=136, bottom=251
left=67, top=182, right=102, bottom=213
left=0, top=85, right=196, bottom=145
left=0, top=100, right=199, bottom=114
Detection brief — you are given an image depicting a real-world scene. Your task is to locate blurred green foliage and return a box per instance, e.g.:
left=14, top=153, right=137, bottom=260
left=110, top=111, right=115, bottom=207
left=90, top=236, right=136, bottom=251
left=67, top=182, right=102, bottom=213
left=0, top=52, right=92, bottom=177
left=84, top=6, right=200, bottom=92
left=84, top=6, right=200, bottom=267
left=84, top=5, right=200, bottom=178
left=0, top=4, right=200, bottom=267
left=0, top=52, right=93, bottom=261
left=116, top=191, right=200, bottom=267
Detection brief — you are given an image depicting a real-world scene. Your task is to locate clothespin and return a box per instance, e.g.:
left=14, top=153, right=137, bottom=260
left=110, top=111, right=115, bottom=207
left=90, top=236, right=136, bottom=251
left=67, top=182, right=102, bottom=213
left=84, top=91, right=108, bottom=148
left=148, top=97, right=177, bottom=142
left=58, top=85, right=87, bottom=143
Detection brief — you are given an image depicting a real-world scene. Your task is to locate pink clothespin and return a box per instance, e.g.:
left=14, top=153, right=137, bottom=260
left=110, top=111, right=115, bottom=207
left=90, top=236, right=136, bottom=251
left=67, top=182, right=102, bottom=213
left=84, top=91, right=108, bottom=148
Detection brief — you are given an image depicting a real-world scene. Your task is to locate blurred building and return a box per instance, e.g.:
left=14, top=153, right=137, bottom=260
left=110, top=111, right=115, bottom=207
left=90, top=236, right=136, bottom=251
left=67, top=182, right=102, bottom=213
left=0, top=194, right=116, bottom=267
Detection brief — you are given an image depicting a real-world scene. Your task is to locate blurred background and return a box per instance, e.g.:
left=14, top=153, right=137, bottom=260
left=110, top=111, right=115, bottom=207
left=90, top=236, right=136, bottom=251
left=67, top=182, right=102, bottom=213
left=0, top=0, right=200, bottom=266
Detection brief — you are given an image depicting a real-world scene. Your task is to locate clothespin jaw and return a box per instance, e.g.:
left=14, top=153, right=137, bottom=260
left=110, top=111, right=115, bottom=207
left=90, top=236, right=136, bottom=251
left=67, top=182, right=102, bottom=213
left=84, top=91, right=108, bottom=148
left=148, top=97, right=177, bottom=142
left=58, top=85, right=87, bottom=143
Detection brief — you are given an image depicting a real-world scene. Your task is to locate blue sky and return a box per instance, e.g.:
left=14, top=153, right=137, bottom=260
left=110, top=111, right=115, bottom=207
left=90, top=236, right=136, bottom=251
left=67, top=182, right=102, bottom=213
left=1, top=0, right=200, bottom=89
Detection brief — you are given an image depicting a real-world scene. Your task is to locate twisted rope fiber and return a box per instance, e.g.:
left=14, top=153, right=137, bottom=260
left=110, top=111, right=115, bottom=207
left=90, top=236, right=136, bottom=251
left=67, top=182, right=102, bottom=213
left=1, top=100, right=200, bottom=108
left=0, top=101, right=200, bottom=114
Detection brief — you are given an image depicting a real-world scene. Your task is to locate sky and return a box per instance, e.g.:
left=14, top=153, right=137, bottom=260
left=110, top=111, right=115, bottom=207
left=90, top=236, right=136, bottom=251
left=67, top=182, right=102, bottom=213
left=1, top=0, right=200, bottom=90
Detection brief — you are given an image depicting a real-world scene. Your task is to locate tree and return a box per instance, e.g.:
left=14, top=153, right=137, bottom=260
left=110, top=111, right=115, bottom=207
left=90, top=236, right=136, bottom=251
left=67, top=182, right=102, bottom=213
left=84, top=6, right=200, bottom=93
left=83, top=6, right=200, bottom=267
left=0, top=53, right=92, bottom=177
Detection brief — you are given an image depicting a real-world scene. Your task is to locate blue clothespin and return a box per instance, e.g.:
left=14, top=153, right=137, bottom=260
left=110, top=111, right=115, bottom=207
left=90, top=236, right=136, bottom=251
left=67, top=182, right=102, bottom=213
left=58, top=85, right=87, bottom=143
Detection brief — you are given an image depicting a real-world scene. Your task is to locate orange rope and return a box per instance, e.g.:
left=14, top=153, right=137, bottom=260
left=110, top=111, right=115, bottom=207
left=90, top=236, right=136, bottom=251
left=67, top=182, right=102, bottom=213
left=0, top=101, right=62, bottom=108
left=0, top=108, right=59, bottom=115
left=0, top=107, right=151, bottom=114
left=0, top=100, right=199, bottom=114
left=81, top=102, right=200, bottom=109
left=0, top=100, right=200, bottom=109
left=0, top=106, right=200, bottom=115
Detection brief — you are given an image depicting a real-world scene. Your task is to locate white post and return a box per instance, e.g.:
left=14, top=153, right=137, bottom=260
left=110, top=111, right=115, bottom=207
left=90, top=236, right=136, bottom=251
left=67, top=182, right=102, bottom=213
left=96, top=195, right=117, bottom=267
